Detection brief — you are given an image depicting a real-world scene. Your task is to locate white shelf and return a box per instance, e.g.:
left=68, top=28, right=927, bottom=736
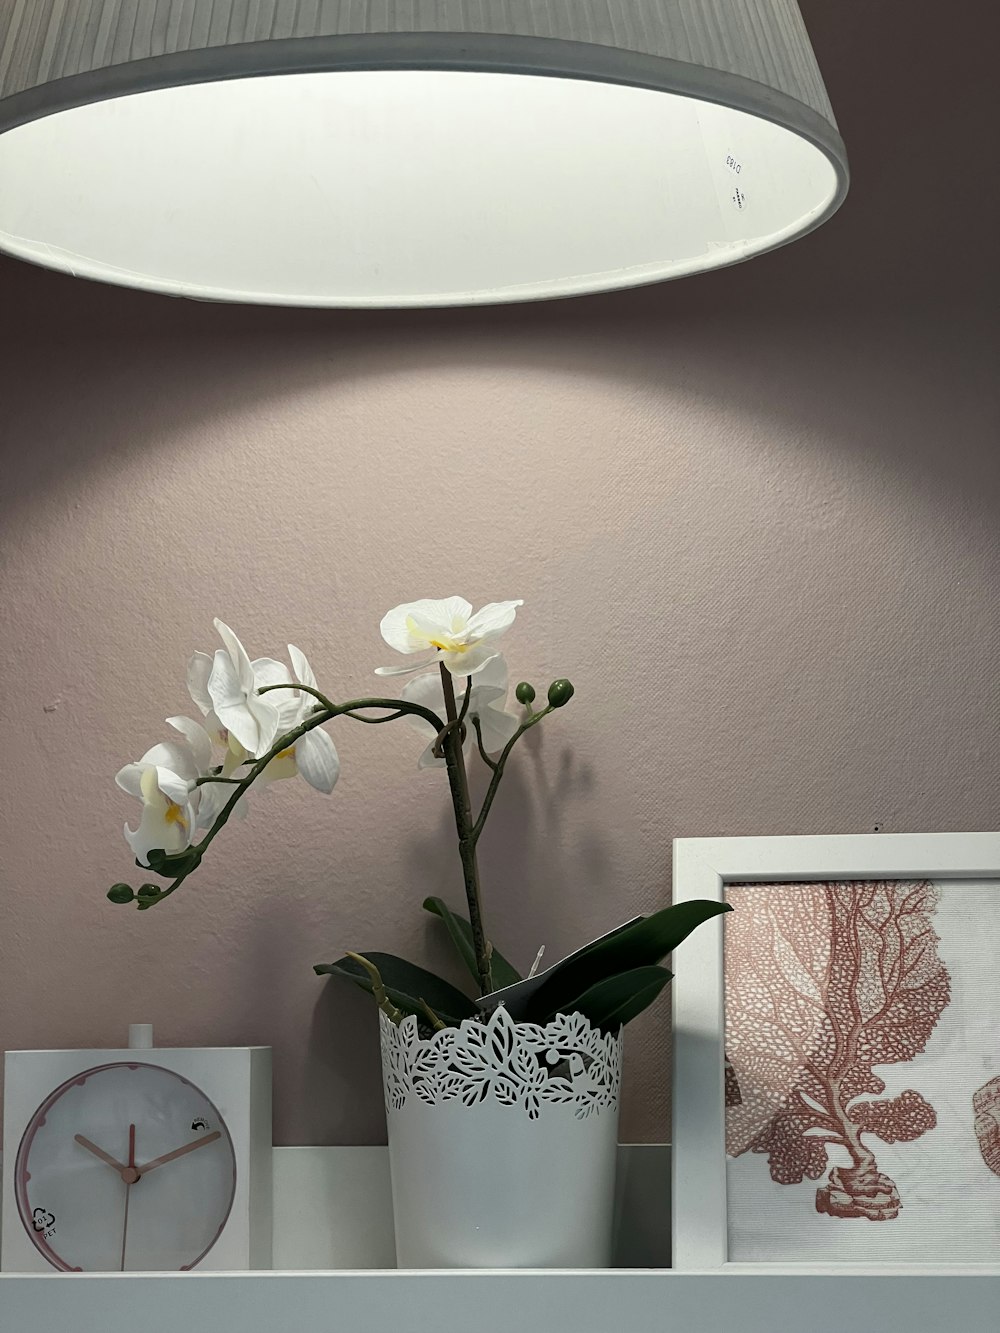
left=2, top=1148, right=997, bottom=1331
left=3, top=1268, right=999, bottom=1333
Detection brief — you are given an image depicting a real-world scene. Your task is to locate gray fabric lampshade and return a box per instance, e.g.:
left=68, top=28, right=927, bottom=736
left=0, top=1, right=848, bottom=307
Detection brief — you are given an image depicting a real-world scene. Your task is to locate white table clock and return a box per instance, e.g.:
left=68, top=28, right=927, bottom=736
left=2, top=1026, right=271, bottom=1272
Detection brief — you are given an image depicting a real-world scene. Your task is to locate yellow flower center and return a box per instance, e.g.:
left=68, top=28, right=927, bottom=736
left=430, top=639, right=468, bottom=653
left=164, top=801, right=187, bottom=826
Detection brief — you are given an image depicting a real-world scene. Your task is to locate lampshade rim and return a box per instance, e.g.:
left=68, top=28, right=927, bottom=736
left=0, top=29, right=848, bottom=194
left=0, top=30, right=849, bottom=309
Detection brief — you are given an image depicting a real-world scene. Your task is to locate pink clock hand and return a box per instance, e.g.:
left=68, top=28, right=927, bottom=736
left=136, top=1130, right=221, bottom=1176
left=74, top=1134, right=127, bottom=1174
left=120, top=1124, right=136, bottom=1272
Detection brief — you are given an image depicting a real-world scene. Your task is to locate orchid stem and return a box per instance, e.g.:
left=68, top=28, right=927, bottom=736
left=471, top=706, right=554, bottom=841
left=133, top=691, right=447, bottom=908
left=470, top=714, right=499, bottom=772
left=438, top=664, right=494, bottom=996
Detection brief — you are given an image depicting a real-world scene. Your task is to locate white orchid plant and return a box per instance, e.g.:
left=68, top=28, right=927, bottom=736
left=110, top=598, right=726, bottom=1033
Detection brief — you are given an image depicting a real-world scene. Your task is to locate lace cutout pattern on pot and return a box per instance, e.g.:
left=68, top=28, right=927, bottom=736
left=380, top=1005, right=622, bottom=1120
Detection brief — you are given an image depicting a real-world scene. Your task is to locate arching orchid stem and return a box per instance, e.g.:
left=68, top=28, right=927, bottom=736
left=256, top=684, right=446, bottom=735
left=134, top=692, right=448, bottom=908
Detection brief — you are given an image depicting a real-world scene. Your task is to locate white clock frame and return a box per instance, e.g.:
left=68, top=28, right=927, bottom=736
left=2, top=1045, right=272, bottom=1272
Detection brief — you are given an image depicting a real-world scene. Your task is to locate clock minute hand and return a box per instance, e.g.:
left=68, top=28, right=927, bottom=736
left=74, top=1134, right=127, bottom=1173
left=136, top=1130, right=221, bottom=1176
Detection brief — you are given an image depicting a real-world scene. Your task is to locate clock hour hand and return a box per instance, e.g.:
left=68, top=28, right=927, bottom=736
left=136, top=1130, right=221, bottom=1176
left=74, top=1134, right=127, bottom=1174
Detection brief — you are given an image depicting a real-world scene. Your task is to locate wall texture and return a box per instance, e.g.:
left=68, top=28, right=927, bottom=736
left=1, top=1, right=997, bottom=1146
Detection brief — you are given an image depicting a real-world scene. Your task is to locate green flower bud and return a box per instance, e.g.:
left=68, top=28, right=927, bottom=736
left=108, top=884, right=135, bottom=904
left=515, top=681, right=536, bottom=705
left=547, top=678, right=575, bottom=708
left=136, top=884, right=161, bottom=901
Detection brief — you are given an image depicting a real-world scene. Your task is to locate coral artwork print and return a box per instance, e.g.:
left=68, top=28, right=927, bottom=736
left=725, top=881, right=951, bottom=1222
left=973, top=1076, right=1000, bottom=1177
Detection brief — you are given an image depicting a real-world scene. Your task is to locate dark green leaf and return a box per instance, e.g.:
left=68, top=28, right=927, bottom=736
left=314, top=951, right=478, bottom=1026
left=554, top=964, right=673, bottom=1033
left=143, top=847, right=200, bottom=878
left=422, top=897, right=523, bottom=990
left=525, top=900, right=729, bottom=1023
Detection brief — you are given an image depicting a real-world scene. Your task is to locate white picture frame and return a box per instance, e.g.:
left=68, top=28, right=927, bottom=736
left=671, top=831, right=1000, bottom=1272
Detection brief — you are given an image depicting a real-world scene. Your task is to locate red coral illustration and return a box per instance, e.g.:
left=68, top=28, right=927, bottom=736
left=973, top=1076, right=1000, bottom=1176
left=725, top=881, right=950, bottom=1221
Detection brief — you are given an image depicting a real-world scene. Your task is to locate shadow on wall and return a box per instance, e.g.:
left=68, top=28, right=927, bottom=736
left=0, top=300, right=995, bottom=541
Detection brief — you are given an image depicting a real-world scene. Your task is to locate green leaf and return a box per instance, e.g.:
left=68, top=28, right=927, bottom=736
left=556, top=965, right=673, bottom=1033
left=313, top=951, right=479, bottom=1027
left=143, top=847, right=200, bottom=878
left=525, top=900, right=729, bottom=1024
left=422, top=897, right=523, bottom=991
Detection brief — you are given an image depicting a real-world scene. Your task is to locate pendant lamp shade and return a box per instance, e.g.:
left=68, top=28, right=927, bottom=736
left=0, top=2, right=848, bottom=307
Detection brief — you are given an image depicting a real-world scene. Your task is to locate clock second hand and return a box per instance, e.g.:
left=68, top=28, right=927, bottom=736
left=120, top=1123, right=135, bottom=1272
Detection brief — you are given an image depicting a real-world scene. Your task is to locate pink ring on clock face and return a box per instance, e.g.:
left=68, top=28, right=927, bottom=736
left=15, top=1061, right=237, bottom=1272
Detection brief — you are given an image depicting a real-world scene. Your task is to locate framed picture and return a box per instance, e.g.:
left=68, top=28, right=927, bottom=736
left=671, top=832, right=1000, bottom=1271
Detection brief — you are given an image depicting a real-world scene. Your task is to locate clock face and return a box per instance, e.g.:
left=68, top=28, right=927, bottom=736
left=15, top=1061, right=237, bottom=1272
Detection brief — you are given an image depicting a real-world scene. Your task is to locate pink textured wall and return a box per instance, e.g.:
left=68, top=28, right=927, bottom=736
left=1, top=2, right=997, bottom=1145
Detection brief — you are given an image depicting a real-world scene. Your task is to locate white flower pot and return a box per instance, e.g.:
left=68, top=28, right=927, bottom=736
left=380, top=1005, right=622, bottom=1268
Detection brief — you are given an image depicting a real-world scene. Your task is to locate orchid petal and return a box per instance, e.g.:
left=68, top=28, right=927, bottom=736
left=464, top=600, right=523, bottom=642
left=295, top=729, right=341, bottom=794
left=288, top=644, right=318, bottom=692
left=472, top=654, right=510, bottom=693
left=401, top=671, right=447, bottom=735
left=257, top=749, right=299, bottom=786
left=196, top=781, right=246, bottom=829
left=115, top=763, right=146, bottom=798
left=380, top=597, right=472, bottom=654
left=439, top=645, right=500, bottom=677
left=416, top=742, right=446, bottom=770
left=138, top=739, right=199, bottom=783
left=213, top=619, right=258, bottom=696
left=252, top=657, right=300, bottom=730
left=207, top=648, right=244, bottom=710
left=209, top=649, right=279, bottom=755
left=476, top=704, right=520, bottom=755
left=252, top=656, right=295, bottom=691
left=166, top=717, right=213, bottom=774
left=152, top=764, right=193, bottom=805
left=187, top=652, right=215, bottom=717
left=374, top=657, right=439, bottom=677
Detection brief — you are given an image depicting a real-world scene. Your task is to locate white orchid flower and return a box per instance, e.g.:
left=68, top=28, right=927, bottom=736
left=257, top=644, right=340, bottom=794
left=116, top=737, right=202, bottom=868
left=401, top=655, right=519, bottom=770
left=187, top=652, right=233, bottom=749
left=121, top=768, right=198, bottom=867
left=201, top=619, right=301, bottom=758
left=376, top=596, right=523, bottom=678
left=189, top=621, right=338, bottom=792
left=166, top=716, right=251, bottom=828
left=187, top=650, right=256, bottom=811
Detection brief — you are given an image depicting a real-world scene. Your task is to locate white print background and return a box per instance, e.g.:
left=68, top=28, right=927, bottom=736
left=726, top=881, right=1000, bottom=1262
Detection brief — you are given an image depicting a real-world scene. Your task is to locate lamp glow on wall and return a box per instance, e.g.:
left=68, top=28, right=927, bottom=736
left=0, top=1, right=848, bottom=308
